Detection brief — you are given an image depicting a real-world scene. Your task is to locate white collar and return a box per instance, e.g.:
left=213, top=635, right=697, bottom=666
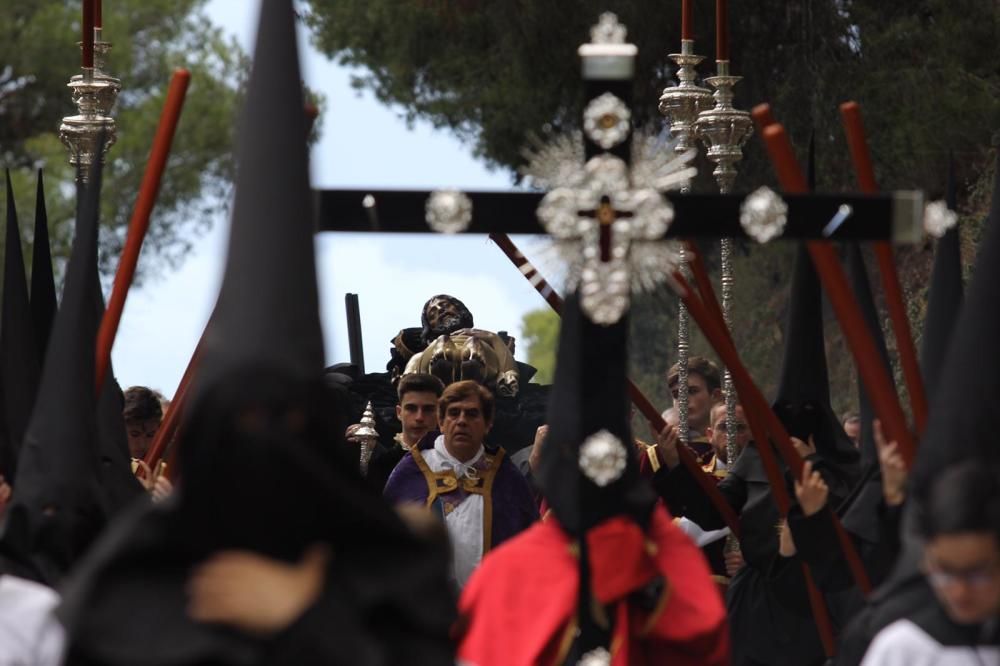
left=433, top=435, right=485, bottom=477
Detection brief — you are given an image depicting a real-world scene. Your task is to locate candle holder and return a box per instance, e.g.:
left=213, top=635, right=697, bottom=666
left=658, top=40, right=713, bottom=155
left=659, top=40, right=708, bottom=444
left=694, top=60, right=753, bottom=194
left=60, top=35, right=120, bottom=182
left=695, top=60, right=752, bottom=464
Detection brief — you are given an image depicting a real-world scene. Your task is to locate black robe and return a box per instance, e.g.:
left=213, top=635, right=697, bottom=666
left=836, top=570, right=1000, bottom=664
left=58, top=369, right=456, bottom=666
left=654, top=443, right=852, bottom=665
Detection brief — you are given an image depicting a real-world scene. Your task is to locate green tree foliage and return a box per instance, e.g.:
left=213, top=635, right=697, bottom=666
left=304, top=0, right=997, bottom=191
left=520, top=307, right=560, bottom=384
left=306, top=0, right=998, bottom=417
left=0, top=0, right=247, bottom=278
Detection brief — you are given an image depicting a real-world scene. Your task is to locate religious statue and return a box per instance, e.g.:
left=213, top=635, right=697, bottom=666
left=390, top=295, right=520, bottom=397
left=334, top=294, right=546, bottom=456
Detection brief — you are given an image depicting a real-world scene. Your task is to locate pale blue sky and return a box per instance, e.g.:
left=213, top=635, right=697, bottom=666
left=110, top=0, right=554, bottom=395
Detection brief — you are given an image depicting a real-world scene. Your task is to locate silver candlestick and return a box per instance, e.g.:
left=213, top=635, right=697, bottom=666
left=695, top=59, right=753, bottom=467
left=658, top=40, right=713, bottom=155
left=59, top=32, right=120, bottom=182
left=659, top=40, right=710, bottom=444
left=694, top=60, right=753, bottom=194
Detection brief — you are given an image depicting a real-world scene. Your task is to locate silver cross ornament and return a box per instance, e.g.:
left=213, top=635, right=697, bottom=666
left=536, top=146, right=687, bottom=325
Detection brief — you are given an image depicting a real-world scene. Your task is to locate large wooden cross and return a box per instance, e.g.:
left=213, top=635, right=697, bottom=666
left=314, top=187, right=922, bottom=241
left=314, top=13, right=920, bottom=655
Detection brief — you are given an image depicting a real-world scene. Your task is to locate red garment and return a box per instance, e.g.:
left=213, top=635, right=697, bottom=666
left=457, top=504, right=729, bottom=666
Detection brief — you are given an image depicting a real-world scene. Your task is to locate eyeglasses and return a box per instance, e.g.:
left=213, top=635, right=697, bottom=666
left=715, top=422, right=748, bottom=434
left=923, top=559, right=1000, bottom=590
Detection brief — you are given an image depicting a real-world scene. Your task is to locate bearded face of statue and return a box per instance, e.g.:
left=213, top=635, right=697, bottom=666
left=421, top=295, right=473, bottom=343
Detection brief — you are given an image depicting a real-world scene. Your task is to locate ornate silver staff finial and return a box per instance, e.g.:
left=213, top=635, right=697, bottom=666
left=694, top=61, right=753, bottom=195
left=60, top=34, right=120, bottom=182
left=353, top=401, right=379, bottom=478
left=590, top=12, right=628, bottom=44
left=659, top=41, right=713, bottom=155
left=695, top=59, right=752, bottom=471
left=659, top=37, right=709, bottom=446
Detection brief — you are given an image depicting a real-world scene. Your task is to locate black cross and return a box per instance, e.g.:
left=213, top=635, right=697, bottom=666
left=313, top=188, right=923, bottom=243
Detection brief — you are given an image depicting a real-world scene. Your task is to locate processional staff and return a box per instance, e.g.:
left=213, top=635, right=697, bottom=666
left=693, top=0, right=753, bottom=466
left=658, top=0, right=711, bottom=447
left=60, top=0, right=120, bottom=182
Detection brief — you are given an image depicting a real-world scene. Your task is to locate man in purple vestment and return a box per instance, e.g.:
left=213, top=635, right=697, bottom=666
left=384, top=380, right=538, bottom=587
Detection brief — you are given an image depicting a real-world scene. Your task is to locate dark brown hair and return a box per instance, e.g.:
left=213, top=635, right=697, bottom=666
left=123, top=386, right=163, bottom=423
left=397, top=373, right=446, bottom=401
left=667, top=356, right=722, bottom=393
left=438, top=380, right=494, bottom=424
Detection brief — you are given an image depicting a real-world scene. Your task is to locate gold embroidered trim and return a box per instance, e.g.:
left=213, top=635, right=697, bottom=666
left=481, top=448, right=506, bottom=554
left=409, top=444, right=505, bottom=553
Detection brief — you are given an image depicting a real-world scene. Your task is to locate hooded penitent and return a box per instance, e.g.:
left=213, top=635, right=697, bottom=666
left=919, top=157, right=963, bottom=397
left=773, top=243, right=861, bottom=490
left=838, top=242, right=896, bottom=546
left=834, top=157, right=1000, bottom=666
left=59, top=1, right=454, bottom=663
left=910, top=156, right=1000, bottom=496
left=30, top=170, right=57, bottom=366
left=0, top=171, right=41, bottom=482
left=0, top=159, right=108, bottom=586
left=90, top=287, right=144, bottom=515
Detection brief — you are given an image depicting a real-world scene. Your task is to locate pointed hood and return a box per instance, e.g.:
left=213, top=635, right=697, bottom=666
left=912, top=157, right=1000, bottom=497
left=841, top=243, right=896, bottom=543
left=31, top=169, right=57, bottom=364
left=920, top=157, right=964, bottom=395
left=537, top=293, right=657, bottom=536
left=89, top=281, right=143, bottom=514
left=0, top=159, right=107, bottom=585
left=776, top=244, right=830, bottom=406
left=773, top=244, right=859, bottom=473
left=845, top=244, right=894, bottom=470
left=194, top=0, right=322, bottom=395
left=1, top=171, right=41, bottom=481
left=777, top=136, right=826, bottom=407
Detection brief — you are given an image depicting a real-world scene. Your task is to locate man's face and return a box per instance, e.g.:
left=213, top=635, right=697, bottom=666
left=395, top=391, right=439, bottom=446
left=671, top=374, right=720, bottom=433
left=843, top=418, right=861, bottom=446
left=706, top=404, right=750, bottom=463
left=125, top=418, right=159, bottom=459
left=924, top=532, right=1000, bottom=625
left=424, top=297, right=465, bottom=336
left=441, top=397, right=491, bottom=463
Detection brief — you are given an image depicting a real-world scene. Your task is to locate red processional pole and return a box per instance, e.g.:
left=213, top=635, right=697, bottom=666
left=753, top=106, right=917, bottom=468
left=95, top=69, right=191, bottom=393
left=839, top=101, right=928, bottom=434
left=488, top=232, right=742, bottom=535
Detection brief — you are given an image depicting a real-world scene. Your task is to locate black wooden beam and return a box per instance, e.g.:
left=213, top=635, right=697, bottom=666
left=314, top=189, right=924, bottom=243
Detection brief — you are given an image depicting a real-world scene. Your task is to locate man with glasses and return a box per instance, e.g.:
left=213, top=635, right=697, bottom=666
left=859, top=462, right=1000, bottom=664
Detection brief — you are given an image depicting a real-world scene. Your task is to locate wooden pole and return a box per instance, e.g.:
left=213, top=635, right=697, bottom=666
left=488, top=232, right=741, bottom=535
left=754, top=115, right=917, bottom=468
left=839, top=101, right=928, bottom=434
left=95, top=69, right=191, bottom=393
